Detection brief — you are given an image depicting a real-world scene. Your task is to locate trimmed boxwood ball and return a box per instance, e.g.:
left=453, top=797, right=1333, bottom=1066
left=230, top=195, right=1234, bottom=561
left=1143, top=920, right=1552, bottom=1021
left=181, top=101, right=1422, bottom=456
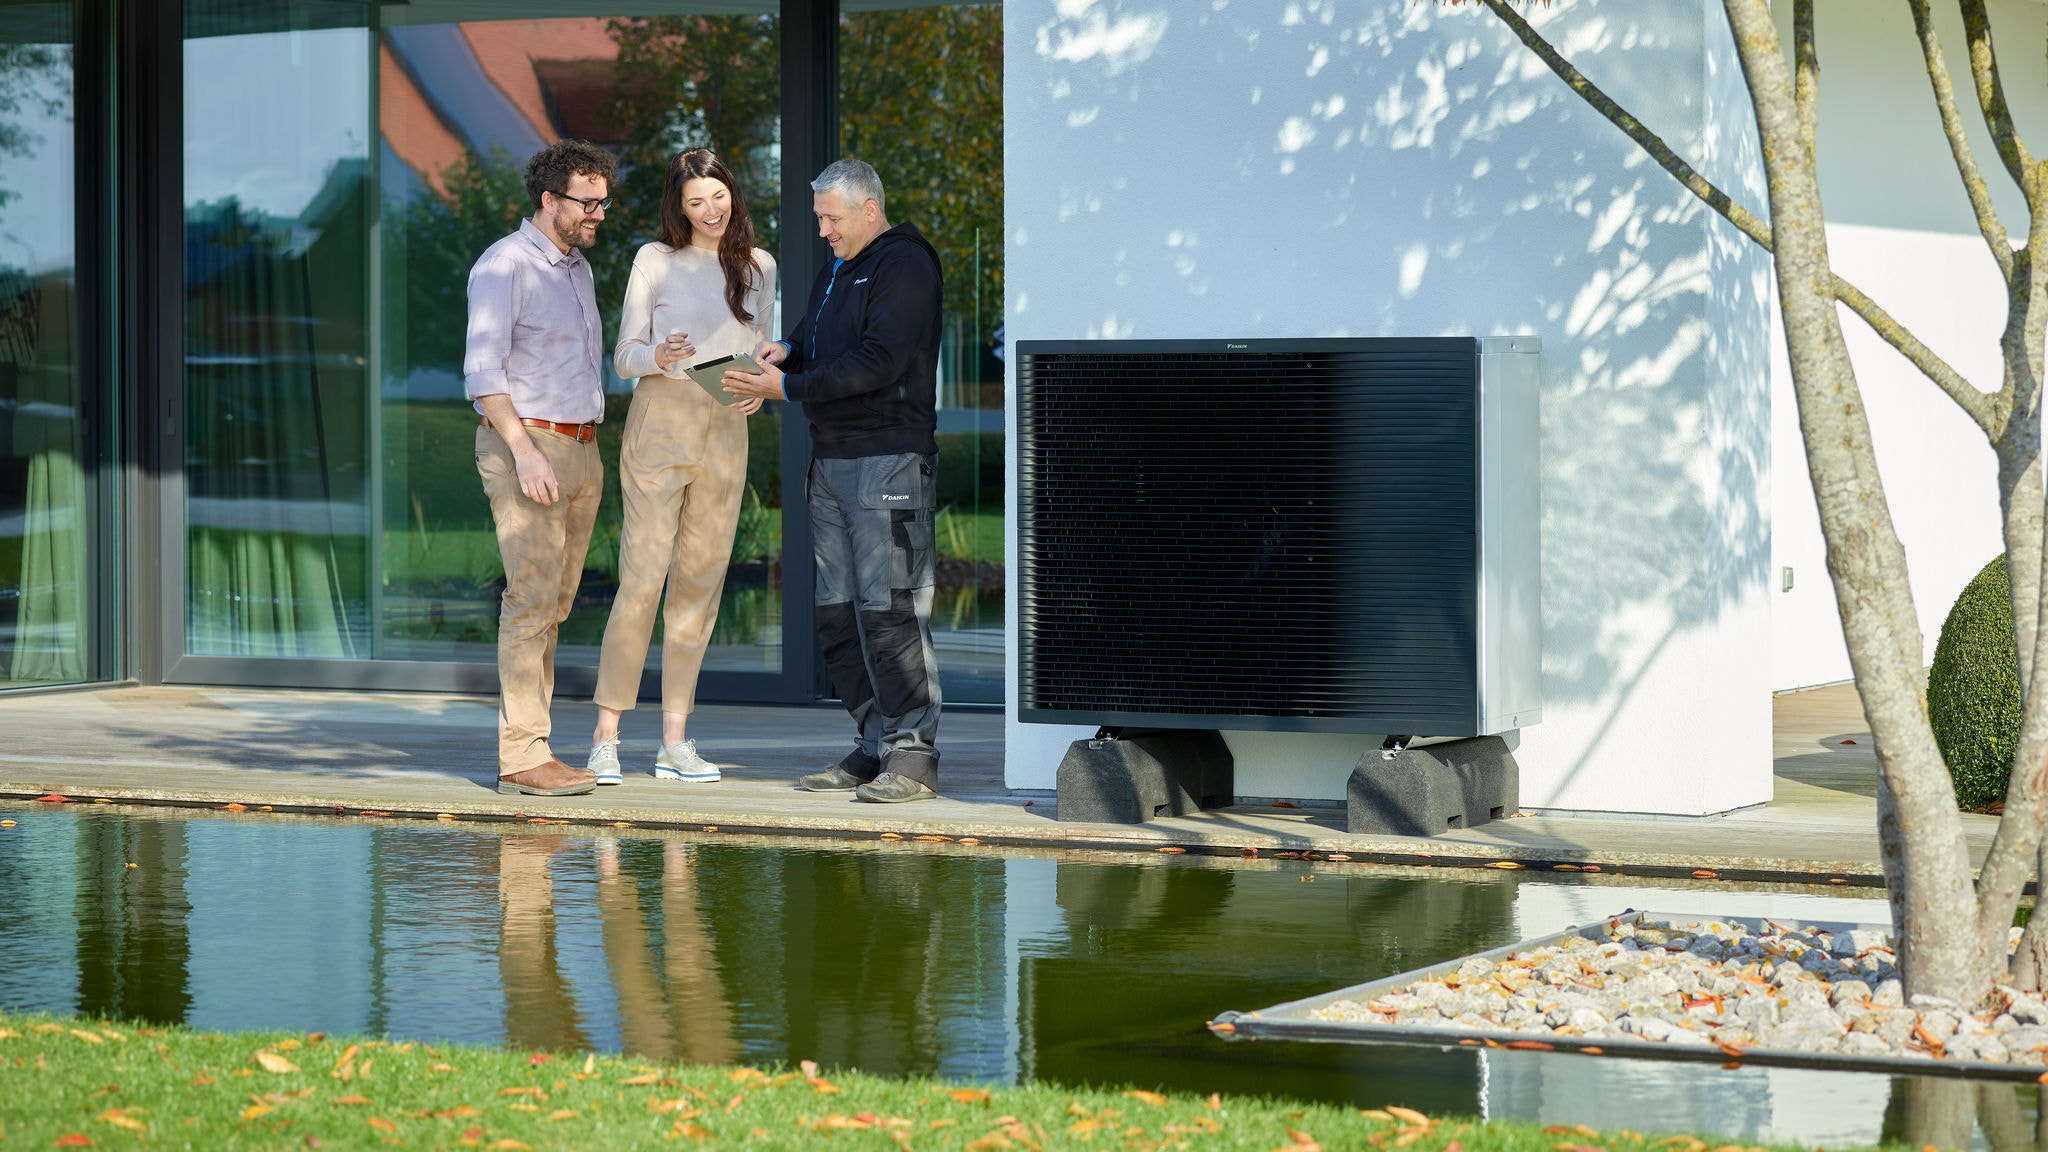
left=1929, top=554, right=2022, bottom=810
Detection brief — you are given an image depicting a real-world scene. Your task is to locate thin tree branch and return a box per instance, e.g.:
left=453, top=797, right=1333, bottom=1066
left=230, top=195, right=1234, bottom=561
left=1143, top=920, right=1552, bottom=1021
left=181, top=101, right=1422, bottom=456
left=1908, top=0, right=2015, bottom=282
left=1958, top=0, right=2035, bottom=194
left=1793, top=0, right=1818, bottom=160
left=1474, top=0, right=2000, bottom=436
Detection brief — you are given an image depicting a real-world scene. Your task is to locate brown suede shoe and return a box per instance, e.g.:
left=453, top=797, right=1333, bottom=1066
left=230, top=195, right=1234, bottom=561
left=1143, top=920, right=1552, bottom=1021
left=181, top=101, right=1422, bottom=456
left=498, top=759, right=597, bottom=797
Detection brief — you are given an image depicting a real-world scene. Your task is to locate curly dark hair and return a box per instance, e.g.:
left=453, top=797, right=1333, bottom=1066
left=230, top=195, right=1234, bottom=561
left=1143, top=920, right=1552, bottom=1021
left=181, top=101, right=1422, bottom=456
left=524, top=140, right=618, bottom=210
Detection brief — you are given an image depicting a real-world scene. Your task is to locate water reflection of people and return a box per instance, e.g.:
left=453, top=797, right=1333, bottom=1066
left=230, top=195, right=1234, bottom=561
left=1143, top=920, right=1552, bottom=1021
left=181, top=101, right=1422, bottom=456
left=496, top=834, right=590, bottom=1052
left=595, top=837, right=740, bottom=1064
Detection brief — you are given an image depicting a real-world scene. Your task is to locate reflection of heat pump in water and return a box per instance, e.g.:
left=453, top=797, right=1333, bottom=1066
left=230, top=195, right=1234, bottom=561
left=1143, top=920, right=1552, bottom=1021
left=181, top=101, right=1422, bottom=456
left=1016, top=336, right=1542, bottom=739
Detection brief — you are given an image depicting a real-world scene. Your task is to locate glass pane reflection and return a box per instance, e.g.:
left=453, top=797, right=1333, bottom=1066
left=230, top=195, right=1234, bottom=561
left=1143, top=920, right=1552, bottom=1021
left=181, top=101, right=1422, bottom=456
left=840, top=2, right=1004, bottom=702
left=0, top=5, right=87, bottom=687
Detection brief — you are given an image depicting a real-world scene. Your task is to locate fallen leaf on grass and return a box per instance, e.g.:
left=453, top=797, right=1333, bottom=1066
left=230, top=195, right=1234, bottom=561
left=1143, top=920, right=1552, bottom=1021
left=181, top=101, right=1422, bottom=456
left=963, top=1135, right=1012, bottom=1151
left=930, top=1119, right=958, bottom=1130
left=528, top=1053, right=552, bottom=1067
left=1361, top=1110, right=1393, bottom=1122
left=1069, top=1118, right=1106, bottom=1138
left=950, top=1089, right=991, bottom=1106
left=71, top=1029, right=104, bottom=1045
left=96, top=1109, right=145, bottom=1132
left=507, top=1103, right=540, bottom=1113
left=190, top=1074, right=215, bottom=1087
left=1275, top=1128, right=1321, bottom=1152
left=1554, top=1144, right=1606, bottom=1152
left=489, top=1141, right=532, bottom=1151
left=53, top=1135, right=93, bottom=1147
left=334, top=1096, right=371, bottom=1106
left=1124, top=1091, right=1167, bottom=1107
left=34, top=1023, right=64, bottom=1034
left=1207, top=1094, right=1222, bottom=1111
left=670, top=1122, right=712, bottom=1140
left=544, top=1109, right=579, bottom=1121
left=0, top=1027, right=15, bottom=1040
left=651, top=1102, right=702, bottom=1118
left=582, top=1052, right=596, bottom=1075
left=1386, top=1107, right=1431, bottom=1127
left=728, top=1067, right=769, bottom=1085
left=816, top=1116, right=876, bottom=1130
left=254, top=1051, right=300, bottom=1074
left=435, top=1106, right=483, bottom=1120
left=241, top=1105, right=274, bottom=1121
left=367, top=1117, right=397, bottom=1132
left=622, top=1073, right=662, bottom=1085
left=499, top=1087, right=545, bottom=1099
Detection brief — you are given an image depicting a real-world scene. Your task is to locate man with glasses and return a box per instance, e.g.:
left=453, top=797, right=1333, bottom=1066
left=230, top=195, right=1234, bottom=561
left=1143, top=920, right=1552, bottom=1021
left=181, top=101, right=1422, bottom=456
left=465, top=139, right=618, bottom=797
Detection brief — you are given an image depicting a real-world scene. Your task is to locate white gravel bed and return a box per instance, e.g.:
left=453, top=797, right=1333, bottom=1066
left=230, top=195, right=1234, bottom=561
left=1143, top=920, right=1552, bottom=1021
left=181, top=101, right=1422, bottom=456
left=1313, top=916, right=2048, bottom=1064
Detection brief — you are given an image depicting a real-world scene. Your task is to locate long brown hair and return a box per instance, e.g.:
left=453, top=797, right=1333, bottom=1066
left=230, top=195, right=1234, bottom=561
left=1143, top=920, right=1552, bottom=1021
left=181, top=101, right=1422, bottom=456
left=657, top=149, right=760, bottom=326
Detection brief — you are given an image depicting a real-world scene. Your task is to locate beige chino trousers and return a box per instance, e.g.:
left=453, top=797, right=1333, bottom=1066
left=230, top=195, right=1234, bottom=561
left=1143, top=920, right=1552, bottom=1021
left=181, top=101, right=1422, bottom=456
left=477, top=424, right=603, bottom=777
left=593, top=377, right=749, bottom=715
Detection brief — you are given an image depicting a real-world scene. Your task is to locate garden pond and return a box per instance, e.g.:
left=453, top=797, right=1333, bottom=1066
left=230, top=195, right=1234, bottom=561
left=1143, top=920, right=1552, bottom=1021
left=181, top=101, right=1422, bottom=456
left=0, top=802, right=2033, bottom=1148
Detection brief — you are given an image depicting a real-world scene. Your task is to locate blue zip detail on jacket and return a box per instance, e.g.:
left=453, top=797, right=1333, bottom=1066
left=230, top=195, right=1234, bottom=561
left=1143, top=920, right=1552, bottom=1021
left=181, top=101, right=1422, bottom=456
left=808, top=257, right=845, bottom=363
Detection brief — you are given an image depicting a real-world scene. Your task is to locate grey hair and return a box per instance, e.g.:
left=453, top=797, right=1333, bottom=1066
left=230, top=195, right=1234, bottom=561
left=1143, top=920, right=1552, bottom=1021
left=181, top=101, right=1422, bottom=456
left=811, top=158, right=885, bottom=215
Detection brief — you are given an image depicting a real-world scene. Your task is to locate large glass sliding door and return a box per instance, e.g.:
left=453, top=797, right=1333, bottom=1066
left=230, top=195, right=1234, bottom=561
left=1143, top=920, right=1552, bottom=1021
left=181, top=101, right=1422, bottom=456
left=839, top=1, right=1003, bottom=703
left=375, top=7, right=784, bottom=677
left=0, top=0, right=96, bottom=689
left=175, top=1, right=800, bottom=697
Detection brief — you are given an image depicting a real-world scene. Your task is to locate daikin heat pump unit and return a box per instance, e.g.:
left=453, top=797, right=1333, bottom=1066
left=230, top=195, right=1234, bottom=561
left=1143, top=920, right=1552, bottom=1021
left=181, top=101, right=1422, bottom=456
left=1017, top=336, right=1541, bottom=738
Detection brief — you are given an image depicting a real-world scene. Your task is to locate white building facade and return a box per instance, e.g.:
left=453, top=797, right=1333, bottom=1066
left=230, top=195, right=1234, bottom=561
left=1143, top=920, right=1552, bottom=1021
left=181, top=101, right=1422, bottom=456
left=1001, top=0, right=2029, bottom=815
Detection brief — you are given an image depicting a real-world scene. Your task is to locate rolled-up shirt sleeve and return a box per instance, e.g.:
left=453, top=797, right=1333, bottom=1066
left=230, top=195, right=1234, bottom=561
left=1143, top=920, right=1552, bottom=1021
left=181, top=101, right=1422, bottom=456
left=463, top=255, right=518, bottom=400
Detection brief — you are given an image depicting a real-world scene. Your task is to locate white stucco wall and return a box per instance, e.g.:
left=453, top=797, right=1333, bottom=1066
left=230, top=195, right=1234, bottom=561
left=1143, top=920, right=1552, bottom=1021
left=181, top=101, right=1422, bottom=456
left=1003, top=0, right=1774, bottom=815
left=1766, top=0, right=2030, bottom=692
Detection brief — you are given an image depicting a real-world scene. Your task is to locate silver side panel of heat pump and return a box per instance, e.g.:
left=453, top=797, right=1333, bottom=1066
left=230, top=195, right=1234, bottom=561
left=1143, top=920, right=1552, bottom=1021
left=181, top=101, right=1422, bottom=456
left=1477, top=336, right=1543, bottom=735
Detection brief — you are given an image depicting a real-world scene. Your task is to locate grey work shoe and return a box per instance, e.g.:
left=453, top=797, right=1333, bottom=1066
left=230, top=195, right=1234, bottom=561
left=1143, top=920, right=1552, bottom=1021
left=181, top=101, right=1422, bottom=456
left=654, top=739, right=720, bottom=783
left=799, top=749, right=881, bottom=792
left=588, top=737, right=623, bottom=786
left=854, top=772, right=938, bottom=804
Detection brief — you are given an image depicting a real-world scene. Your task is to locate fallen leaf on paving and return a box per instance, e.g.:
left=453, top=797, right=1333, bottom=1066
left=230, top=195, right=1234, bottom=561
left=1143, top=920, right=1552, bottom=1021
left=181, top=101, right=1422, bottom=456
left=1155, top=846, right=1186, bottom=854
left=35, top=794, right=70, bottom=803
left=951, top=1088, right=992, bottom=1106
left=544, top=1109, right=578, bottom=1121
left=222, top=803, right=247, bottom=812
left=1326, top=853, right=1353, bottom=861
left=1123, top=1091, right=1167, bottom=1107
left=437, top=813, right=457, bottom=821
left=1386, top=1107, right=1431, bottom=1127
left=621, top=1073, right=661, bottom=1085
left=880, top=832, right=903, bottom=840
left=255, top=1051, right=299, bottom=1074
left=334, top=1096, right=371, bottom=1106
left=241, top=1105, right=275, bottom=1121
left=959, top=837, right=982, bottom=845
left=366, top=1117, right=397, bottom=1132
left=70, top=1030, right=104, bottom=1045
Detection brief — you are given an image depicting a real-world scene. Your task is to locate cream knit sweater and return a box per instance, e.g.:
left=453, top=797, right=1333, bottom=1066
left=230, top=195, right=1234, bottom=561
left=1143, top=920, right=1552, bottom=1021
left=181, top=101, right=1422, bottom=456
left=612, top=241, right=777, bottom=383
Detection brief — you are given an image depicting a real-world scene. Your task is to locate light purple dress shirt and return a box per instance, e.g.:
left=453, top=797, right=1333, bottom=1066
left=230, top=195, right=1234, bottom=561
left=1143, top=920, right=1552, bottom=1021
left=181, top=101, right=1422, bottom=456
left=463, top=218, right=606, bottom=425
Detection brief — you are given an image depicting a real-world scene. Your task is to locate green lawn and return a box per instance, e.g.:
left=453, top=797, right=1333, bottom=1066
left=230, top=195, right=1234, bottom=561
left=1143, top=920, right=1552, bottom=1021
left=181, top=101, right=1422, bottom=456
left=0, top=1012, right=1869, bottom=1152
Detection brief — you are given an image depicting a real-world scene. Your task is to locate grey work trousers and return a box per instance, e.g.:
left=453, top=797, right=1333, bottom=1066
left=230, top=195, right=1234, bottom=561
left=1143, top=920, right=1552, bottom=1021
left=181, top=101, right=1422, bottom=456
left=807, top=452, right=942, bottom=787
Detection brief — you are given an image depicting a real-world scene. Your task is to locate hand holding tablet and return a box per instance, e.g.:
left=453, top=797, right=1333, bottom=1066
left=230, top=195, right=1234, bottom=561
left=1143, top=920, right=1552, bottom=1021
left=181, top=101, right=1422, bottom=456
left=683, top=353, right=762, bottom=406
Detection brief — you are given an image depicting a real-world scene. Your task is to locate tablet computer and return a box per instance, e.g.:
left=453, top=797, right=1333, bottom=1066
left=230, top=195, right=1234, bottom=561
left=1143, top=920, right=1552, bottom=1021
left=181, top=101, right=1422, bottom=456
left=682, top=352, right=762, bottom=406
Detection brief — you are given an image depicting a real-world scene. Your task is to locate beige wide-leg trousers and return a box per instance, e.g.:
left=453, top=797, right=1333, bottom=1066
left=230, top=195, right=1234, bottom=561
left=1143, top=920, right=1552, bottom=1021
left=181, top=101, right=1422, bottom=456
left=477, top=424, right=603, bottom=777
left=593, top=377, right=749, bottom=715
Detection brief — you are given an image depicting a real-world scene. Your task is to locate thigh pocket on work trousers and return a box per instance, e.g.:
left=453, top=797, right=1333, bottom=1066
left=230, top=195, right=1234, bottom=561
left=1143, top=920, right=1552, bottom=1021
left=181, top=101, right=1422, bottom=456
left=857, top=452, right=936, bottom=595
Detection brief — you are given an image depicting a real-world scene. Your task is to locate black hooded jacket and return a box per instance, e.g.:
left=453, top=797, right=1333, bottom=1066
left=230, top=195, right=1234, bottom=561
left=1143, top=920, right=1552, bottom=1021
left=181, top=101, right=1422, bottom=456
left=780, top=222, right=943, bottom=459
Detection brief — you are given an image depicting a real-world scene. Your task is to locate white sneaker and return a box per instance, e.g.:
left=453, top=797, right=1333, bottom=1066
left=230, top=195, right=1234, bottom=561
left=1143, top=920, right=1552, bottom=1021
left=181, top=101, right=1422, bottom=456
left=588, top=737, right=623, bottom=786
left=654, top=739, right=720, bottom=783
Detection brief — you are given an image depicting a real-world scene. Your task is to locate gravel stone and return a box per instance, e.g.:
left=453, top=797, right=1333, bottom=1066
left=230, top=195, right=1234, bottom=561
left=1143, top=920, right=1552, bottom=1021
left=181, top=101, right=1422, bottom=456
left=1307, top=916, right=2048, bottom=1068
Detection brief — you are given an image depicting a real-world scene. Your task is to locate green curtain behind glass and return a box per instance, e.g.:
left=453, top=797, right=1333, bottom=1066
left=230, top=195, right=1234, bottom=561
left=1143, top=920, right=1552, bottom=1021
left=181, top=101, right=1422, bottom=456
left=7, top=269, right=85, bottom=683
left=185, top=199, right=359, bottom=659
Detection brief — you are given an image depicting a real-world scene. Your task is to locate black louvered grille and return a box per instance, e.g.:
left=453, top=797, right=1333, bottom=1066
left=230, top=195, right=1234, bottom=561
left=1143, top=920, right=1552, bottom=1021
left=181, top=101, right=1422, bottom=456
left=1018, top=340, right=1479, bottom=731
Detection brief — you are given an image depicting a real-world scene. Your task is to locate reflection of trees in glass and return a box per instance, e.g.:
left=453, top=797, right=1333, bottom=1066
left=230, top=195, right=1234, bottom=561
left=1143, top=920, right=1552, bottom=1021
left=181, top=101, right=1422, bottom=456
left=392, top=149, right=529, bottom=377
left=841, top=5, right=1002, bottom=349
left=0, top=43, right=70, bottom=212
left=602, top=15, right=782, bottom=261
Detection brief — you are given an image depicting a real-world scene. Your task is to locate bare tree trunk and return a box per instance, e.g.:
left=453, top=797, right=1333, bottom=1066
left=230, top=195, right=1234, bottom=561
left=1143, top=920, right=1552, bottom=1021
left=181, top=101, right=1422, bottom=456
left=1884, top=1077, right=1977, bottom=1150
left=1722, top=0, right=1985, bottom=1002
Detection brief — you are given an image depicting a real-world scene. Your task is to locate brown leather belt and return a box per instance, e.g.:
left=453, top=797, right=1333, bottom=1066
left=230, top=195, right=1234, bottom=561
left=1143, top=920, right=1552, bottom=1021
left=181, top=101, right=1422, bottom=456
left=480, top=415, right=597, bottom=443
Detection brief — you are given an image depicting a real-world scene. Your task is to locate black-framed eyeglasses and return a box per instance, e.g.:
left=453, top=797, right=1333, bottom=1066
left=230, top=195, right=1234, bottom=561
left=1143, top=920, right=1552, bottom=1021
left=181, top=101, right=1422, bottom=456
left=553, top=192, right=612, bottom=213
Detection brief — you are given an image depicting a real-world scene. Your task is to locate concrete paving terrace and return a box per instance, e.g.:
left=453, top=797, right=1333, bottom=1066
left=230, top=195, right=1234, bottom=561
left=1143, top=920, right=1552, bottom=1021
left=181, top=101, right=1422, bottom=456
left=0, top=682, right=1999, bottom=886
